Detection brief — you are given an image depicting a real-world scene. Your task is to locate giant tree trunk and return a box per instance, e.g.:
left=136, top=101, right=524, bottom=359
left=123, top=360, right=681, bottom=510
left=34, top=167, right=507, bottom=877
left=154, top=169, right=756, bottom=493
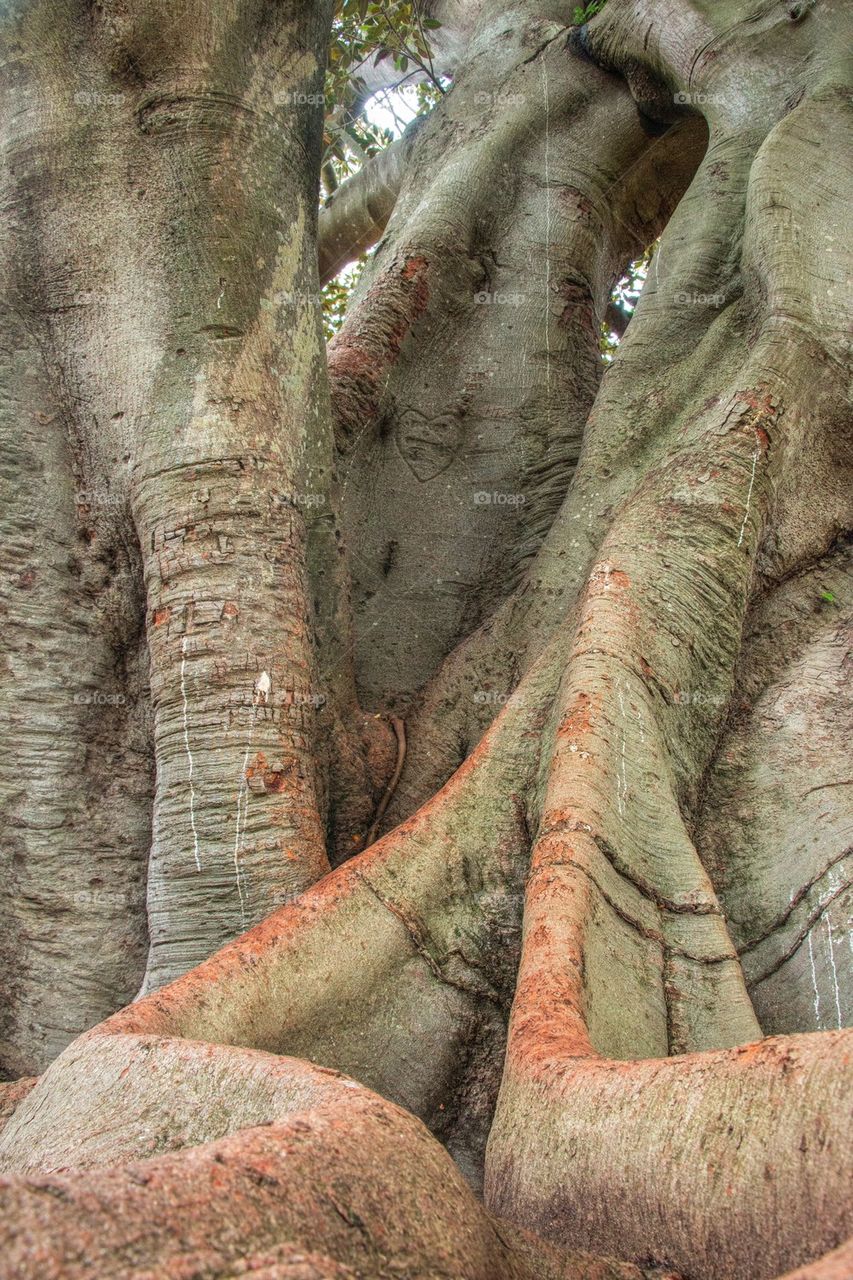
left=0, top=0, right=851, bottom=1277
left=0, top=0, right=348, bottom=1066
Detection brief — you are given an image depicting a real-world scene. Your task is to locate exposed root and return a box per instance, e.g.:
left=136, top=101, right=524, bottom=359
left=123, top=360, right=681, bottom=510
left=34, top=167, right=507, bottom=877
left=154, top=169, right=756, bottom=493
left=365, top=715, right=406, bottom=846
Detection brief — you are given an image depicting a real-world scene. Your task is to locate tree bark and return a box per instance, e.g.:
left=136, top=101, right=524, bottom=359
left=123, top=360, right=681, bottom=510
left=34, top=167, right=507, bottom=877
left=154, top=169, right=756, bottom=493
left=0, top=0, right=354, bottom=1059
left=0, top=0, right=850, bottom=1275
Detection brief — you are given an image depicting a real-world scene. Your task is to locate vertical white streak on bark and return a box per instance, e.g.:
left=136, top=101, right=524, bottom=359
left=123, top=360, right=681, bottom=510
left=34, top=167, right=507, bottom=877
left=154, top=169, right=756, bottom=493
left=617, top=683, right=628, bottom=817
left=180, top=636, right=202, bottom=871
left=540, top=59, right=552, bottom=396
left=233, top=759, right=250, bottom=925
left=737, top=444, right=760, bottom=547
left=826, top=913, right=842, bottom=1029
left=233, top=703, right=259, bottom=927
left=807, top=929, right=822, bottom=1029
left=652, top=238, right=664, bottom=293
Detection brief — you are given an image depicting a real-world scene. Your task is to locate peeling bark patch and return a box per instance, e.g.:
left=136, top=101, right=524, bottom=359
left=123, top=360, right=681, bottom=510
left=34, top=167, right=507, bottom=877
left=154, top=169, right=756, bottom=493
left=329, top=254, right=431, bottom=440
left=557, top=279, right=594, bottom=329
left=556, top=692, right=595, bottom=740
left=734, top=387, right=777, bottom=423
left=558, top=187, right=596, bottom=220
left=588, top=563, right=631, bottom=594
left=244, top=750, right=296, bottom=795
left=401, top=255, right=428, bottom=281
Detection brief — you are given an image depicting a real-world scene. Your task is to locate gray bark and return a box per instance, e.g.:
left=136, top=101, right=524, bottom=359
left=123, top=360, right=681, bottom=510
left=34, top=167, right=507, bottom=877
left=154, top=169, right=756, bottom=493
left=330, top=1, right=705, bottom=708
left=0, top=0, right=850, bottom=1275
left=0, top=0, right=338, bottom=1065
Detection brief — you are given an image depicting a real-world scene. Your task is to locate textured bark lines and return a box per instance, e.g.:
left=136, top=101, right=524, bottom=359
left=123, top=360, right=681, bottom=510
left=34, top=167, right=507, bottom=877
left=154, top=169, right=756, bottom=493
left=0, top=0, right=345, bottom=1040
left=0, top=1041, right=657, bottom=1280
left=487, top=1031, right=853, bottom=1280
left=124, top=12, right=338, bottom=992
left=328, top=4, right=705, bottom=710
left=0, top=232, right=151, bottom=1076
left=0, top=0, right=850, bottom=1275
left=697, top=544, right=853, bottom=1034
left=483, top=1, right=853, bottom=1274
left=0, top=672, right=547, bottom=1186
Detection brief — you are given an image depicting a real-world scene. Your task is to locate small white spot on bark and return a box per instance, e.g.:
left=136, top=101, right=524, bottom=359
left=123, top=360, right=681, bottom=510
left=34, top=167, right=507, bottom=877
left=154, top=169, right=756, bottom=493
left=254, top=670, right=272, bottom=704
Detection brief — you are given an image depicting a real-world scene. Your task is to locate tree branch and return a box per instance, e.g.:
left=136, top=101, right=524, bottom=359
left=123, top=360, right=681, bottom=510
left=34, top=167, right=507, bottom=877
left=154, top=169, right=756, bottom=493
left=318, top=131, right=415, bottom=283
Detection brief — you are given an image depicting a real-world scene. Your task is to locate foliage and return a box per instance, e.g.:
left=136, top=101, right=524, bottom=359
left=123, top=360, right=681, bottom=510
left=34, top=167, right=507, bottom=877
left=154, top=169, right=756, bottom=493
left=323, top=257, right=367, bottom=340
left=321, top=1, right=626, bottom=355
left=572, top=1, right=607, bottom=23
left=320, top=6, right=443, bottom=333
left=600, top=243, right=654, bottom=361
left=325, top=2, right=443, bottom=183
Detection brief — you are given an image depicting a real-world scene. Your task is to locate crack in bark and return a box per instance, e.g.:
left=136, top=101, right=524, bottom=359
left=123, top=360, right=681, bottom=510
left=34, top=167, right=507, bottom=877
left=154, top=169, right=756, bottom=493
left=800, top=780, right=853, bottom=799
left=352, top=869, right=503, bottom=1009
left=738, top=847, right=852, bottom=956
left=536, top=819, right=720, bottom=918
left=365, top=715, right=406, bottom=846
left=747, top=876, right=853, bottom=986
left=520, top=27, right=571, bottom=68
left=530, top=854, right=735, bottom=966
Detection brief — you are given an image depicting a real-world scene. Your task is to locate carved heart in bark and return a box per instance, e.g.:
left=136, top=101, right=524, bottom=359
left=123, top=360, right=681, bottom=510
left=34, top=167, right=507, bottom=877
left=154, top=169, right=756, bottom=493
left=395, top=411, right=464, bottom=481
